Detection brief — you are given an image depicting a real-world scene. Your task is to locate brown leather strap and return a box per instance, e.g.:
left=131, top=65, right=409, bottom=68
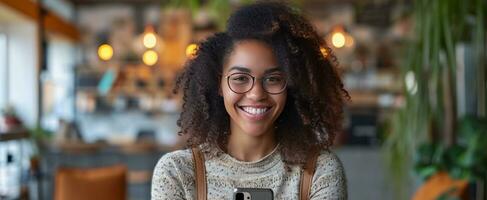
left=300, top=147, right=320, bottom=200
left=192, top=147, right=207, bottom=200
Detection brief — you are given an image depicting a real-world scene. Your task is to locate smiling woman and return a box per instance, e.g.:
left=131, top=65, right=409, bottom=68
left=221, top=40, right=287, bottom=151
left=152, top=2, right=349, bottom=200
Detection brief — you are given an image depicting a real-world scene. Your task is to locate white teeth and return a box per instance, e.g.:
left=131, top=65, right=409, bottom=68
left=241, top=107, right=269, bottom=115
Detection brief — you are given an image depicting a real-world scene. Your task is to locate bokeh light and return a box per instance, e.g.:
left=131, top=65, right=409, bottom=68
left=97, top=44, right=113, bottom=61
left=331, top=32, right=346, bottom=48
left=142, top=50, right=158, bottom=66
left=143, top=32, right=157, bottom=49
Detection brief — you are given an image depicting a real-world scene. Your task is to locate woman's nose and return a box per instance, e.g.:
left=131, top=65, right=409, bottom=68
left=246, top=80, right=267, bottom=101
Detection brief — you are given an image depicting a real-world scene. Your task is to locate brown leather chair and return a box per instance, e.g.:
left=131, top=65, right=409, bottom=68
left=412, top=172, right=469, bottom=200
left=54, top=164, right=127, bottom=200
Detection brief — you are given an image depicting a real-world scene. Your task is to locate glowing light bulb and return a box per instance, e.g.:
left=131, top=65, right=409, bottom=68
left=331, top=32, right=346, bottom=48
left=142, top=50, right=158, bottom=66
left=185, top=43, right=198, bottom=59
left=143, top=32, right=157, bottom=49
left=98, top=44, right=113, bottom=61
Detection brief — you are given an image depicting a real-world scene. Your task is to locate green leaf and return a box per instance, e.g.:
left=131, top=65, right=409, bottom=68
left=418, top=165, right=439, bottom=180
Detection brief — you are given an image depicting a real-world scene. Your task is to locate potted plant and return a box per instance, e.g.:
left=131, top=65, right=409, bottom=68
left=413, top=116, right=487, bottom=199
left=382, top=0, right=486, bottom=199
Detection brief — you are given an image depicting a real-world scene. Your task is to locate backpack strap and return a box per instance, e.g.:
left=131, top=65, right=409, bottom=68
left=192, top=147, right=207, bottom=200
left=300, top=147, right=320, bottom=200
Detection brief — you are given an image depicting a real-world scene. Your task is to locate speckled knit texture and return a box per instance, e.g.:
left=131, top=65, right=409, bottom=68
left=151, top=146, right=347, bottom=200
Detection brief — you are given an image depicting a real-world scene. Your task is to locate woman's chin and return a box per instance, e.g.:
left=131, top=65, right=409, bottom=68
left=239, top=125, right=273, bottom=138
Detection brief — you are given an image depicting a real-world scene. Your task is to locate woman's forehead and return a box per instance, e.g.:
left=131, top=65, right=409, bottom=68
left=223, top=40, right=279, bottom=74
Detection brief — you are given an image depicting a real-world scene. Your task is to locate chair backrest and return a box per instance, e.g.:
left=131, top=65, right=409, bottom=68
left=412, top=172, right=469, bottom=200
left=54, top=164, right=127, bottom=200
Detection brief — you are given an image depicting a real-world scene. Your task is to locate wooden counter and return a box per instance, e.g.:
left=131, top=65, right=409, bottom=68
left=0, top=129, right=30, bottom=141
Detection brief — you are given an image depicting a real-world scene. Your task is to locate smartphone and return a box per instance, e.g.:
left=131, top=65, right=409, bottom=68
left=233, top=188, right=274, bottom=200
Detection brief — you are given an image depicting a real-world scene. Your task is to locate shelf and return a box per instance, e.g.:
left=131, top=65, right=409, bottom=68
left=0, top=129, right=30, bottom=142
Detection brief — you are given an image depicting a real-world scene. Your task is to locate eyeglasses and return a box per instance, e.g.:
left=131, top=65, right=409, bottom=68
left=226, top=72, right=287, bottom=94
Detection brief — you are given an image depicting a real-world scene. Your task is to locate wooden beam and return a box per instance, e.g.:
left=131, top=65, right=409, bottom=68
left=0, top=0, right=80, bottom=41
left=0, top=0, right=37, bottom=19
left=43, top=11, right=80, bottom=41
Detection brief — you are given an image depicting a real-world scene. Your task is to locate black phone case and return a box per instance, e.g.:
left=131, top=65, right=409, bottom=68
left=233, top=188, right=274, bottom=200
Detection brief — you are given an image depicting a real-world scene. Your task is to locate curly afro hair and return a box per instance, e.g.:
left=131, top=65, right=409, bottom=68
left=175, top=1, right=349, bottom=167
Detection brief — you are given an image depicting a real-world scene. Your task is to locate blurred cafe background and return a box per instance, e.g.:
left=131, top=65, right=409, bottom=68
left=0, top=0, right=485, bottom=199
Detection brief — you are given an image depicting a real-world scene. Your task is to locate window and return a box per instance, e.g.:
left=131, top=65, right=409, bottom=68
left=0, top=33, right=7, bottom=111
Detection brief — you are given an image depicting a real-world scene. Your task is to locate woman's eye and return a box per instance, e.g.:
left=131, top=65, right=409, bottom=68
left=265, top=76, right=284, bottom=83
left=231, top=75, right=250, bottom=82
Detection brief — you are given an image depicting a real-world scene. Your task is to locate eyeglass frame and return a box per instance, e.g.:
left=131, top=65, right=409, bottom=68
left=225, top=72, right=288, bottom=95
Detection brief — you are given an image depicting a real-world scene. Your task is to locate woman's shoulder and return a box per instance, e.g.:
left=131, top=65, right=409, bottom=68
left=310, top=149, right=347, bottom=198
left=315, top=149, right=344, bottom=173
left=152, top=149, right=197, bottom=199
left=154, top=148, right=194, bottom=172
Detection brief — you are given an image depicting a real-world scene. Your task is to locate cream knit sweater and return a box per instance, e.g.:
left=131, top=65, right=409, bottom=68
left=151, top=146, right=347, bottom=200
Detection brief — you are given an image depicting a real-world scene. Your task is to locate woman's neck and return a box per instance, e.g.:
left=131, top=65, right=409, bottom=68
left=226, top=126, right=277, bottom=162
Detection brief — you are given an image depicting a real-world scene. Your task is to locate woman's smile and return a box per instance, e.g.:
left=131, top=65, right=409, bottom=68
left=237, top=105, right=273, bottom=121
